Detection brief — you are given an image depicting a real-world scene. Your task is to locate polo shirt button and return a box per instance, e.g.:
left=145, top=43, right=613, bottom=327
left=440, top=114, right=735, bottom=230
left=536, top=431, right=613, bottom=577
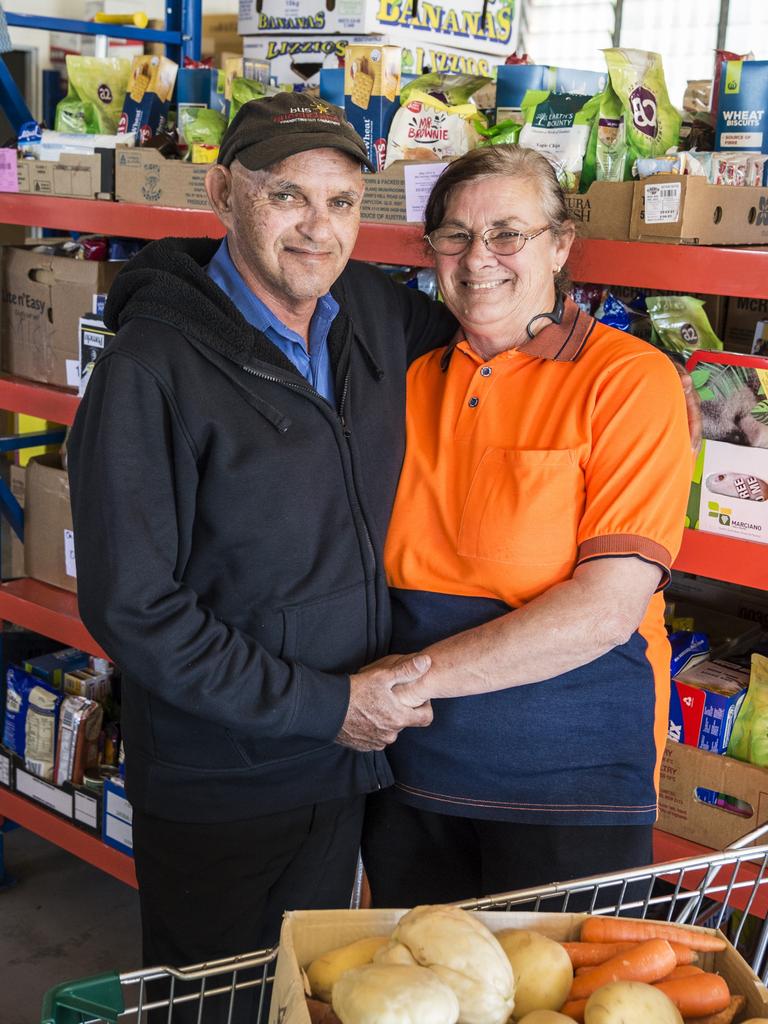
left=480, top=366, right=492, bottom=377
left=468, top=396, right=479, bottom=408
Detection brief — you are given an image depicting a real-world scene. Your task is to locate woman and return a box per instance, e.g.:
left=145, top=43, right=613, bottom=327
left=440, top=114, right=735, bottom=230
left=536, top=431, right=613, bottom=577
left=362, top=145, right=692, bottom=906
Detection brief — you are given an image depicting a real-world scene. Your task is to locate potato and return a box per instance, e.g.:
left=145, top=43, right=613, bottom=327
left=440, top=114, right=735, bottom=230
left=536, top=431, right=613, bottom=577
left=306, top=936, right=390, bottom=1003
left=332, top=963, right=460, bottom=1024
left=495, top=929, right=573, bottom=1017
left=517, top=1013, right=576, bottom=1023
left=584, top=981, right=683, bottom=1024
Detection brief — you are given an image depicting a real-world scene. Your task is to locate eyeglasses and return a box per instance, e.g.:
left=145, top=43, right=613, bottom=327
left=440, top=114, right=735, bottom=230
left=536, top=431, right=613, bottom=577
left=425, top=225, right=551, bottom=257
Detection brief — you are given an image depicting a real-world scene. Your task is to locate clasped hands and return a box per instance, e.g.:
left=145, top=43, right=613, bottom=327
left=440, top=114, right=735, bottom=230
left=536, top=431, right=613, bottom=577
left=335, top=653, right=435, bottom=752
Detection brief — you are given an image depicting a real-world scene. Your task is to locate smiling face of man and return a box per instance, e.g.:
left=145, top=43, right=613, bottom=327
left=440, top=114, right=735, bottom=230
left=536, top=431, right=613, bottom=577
left=208, top=147, right=365, bottom=330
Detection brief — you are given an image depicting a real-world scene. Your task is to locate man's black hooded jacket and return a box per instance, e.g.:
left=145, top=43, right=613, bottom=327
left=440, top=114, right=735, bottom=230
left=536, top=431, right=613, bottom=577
left=67, top=237, right=456, bottom=822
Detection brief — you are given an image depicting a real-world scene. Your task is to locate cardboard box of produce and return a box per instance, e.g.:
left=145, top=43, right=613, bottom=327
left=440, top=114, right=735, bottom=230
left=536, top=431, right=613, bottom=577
left=24, top=454, right=76, bottom=594
left=271, top=908, right=768, bottom=1023
left=566, top=180, right=634, bottom=241
left=16, top=152, right=114, bottom=201
left=658, top=739, right=768, bottom=848
left=361, top=159, right=447, bottom=224
left=243, top=34, right=382, bottom=88
left=115, top=148, right=212, bottom=210
left=0, top=462, right=25, bottom=581
left=724, top=295, right=768, bottom=353
left=630, top=173, right=768, bottom=245
left=238, top=0, right=521, bottom=58
left=0, top=245, right=123, bottom=388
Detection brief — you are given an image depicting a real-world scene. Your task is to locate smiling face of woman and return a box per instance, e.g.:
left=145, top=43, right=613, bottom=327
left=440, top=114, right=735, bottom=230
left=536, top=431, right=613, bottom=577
left=434, top=174, right=573, bottom=360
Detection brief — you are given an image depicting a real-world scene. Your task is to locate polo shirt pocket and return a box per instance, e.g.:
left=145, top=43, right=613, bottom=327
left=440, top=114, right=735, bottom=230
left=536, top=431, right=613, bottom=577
left=457, top=447, right=583, bottom=566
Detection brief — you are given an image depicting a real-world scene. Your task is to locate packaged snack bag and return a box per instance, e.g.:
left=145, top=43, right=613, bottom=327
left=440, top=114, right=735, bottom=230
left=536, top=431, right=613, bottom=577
left=385, top=90, right=485, bottom=166
left=477, top=118, right=520, bottom=146
left=178, top=107, right=227, bottom=151
left=119, top=55, right=178, bottom=143
left=518, top=90, right=600, bottom=190
left=228, top=78, right=279, bottom=123
left=603, top=49, right=681, bottom=171
left=646, top=295, right=723, bottom=359
left=55, top=56, right=131, bottom=134
left=581, top=81, right=628, bottom=188
left=728, top=653, right=768, bottom=767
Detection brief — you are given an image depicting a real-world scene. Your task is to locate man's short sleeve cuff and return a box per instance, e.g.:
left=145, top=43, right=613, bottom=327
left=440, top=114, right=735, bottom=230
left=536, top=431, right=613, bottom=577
left=576, top=534, right=673, bottom=591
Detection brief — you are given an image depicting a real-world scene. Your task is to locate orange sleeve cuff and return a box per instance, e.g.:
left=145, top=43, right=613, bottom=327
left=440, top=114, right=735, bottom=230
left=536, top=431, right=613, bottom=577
left=576, top=534, right=673, bottom=591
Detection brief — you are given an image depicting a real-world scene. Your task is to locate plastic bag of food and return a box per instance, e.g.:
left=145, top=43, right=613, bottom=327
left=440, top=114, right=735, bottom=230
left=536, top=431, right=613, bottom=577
left=227, top=78, right=280, bottom=123
left=477, top=119, right=520, bottom=146
left=603, top=49, right=681, bottom=170
left=646, top=294, right=723, bottom=359
left=518, top=90, right=600, bottom=190
left=55, top=56, right=131, bottom=134
left=178, top=106, right=227, bottom=151
left=581, top=81, right=628, bottom=188
left=400, top=72, right=492, bottom=108
left=385, top=91, right=485, bottom=167
left=595, top=292, right=651, bottom=340
left=728, top=654, right=768, bottom=767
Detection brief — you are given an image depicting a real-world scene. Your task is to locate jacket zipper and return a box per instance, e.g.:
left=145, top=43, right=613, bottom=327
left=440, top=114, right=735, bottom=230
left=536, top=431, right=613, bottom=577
left=242, top=363, right=377, bottom=576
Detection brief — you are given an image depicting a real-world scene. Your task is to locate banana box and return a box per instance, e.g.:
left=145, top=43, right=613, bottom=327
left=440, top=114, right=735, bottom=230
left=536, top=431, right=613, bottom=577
left=344, top=44, right=402, bottom=171
left=118, top=55, right=178, bottom=143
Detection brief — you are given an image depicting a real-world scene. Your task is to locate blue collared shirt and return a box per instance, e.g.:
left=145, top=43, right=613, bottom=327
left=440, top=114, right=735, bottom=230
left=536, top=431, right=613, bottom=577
left=206, top=238, right=338, bottom=404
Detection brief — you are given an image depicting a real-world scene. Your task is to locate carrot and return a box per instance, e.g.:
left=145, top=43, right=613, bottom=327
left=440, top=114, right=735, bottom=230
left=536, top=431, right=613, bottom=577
left=559, top=997, right=587, bottom=1022
left=653, top=972, right=731, bottom=1017
left=580, top=915, right=726, bottom=952
left=561, top=941, right=638, bottom=967
left=569, top=938, right=677, bottom=1000
left=682, top=994, right=745, bottom=1024
left=661, top=964, right=704, bottom=980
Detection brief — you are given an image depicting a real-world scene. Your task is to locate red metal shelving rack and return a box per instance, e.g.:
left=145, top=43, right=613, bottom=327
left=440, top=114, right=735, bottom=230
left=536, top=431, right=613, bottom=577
left=2, top=194, right=768, bottom=886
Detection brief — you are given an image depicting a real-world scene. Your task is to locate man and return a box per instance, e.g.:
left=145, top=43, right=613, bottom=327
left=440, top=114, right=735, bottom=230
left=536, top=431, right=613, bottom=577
left=67, top=92, right=454, bottom=999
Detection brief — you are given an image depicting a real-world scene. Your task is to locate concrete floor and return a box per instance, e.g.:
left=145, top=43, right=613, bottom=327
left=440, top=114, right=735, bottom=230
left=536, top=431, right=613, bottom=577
left=1, top=825, right=142, bottom=1024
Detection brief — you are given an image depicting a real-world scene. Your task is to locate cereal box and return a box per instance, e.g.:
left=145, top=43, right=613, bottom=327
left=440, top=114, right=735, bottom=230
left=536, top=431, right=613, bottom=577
left=344, top=44, right=402, bottom=171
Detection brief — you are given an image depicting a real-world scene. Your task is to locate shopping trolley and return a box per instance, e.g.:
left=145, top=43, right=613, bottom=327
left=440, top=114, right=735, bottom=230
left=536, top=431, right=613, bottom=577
left=40, top=824, right=768, bottom=1024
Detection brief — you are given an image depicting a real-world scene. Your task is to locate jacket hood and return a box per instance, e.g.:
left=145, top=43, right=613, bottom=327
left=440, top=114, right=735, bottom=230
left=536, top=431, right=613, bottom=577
left=104, top=236, right=306, bottom=377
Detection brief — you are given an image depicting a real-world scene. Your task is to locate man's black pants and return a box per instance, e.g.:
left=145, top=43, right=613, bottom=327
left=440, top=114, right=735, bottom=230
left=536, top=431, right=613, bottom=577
left=132, top=794, right=365, bottom=1023
left=363, top=788, right=654, bottom=909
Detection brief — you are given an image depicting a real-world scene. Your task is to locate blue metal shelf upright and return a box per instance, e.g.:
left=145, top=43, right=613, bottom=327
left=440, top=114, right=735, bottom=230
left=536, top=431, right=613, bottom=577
left=1, top=0, right=202, bottom=128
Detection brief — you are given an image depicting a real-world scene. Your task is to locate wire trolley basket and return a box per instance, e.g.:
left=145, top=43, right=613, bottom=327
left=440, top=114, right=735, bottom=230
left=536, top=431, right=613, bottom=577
left=40, top=825, right=768, bottom=1024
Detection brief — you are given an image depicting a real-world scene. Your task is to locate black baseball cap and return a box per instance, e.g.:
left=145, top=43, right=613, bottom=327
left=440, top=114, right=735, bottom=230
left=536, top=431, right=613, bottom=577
left=217, top=92, right=375, bottom=172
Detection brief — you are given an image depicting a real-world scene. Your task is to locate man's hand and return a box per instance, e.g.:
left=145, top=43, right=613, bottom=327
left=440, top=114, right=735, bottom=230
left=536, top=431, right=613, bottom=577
left=336, top=655, right=434, bottom=752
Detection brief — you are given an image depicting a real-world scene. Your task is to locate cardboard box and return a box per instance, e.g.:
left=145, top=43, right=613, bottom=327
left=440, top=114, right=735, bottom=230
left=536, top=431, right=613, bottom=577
left=24, top=647, right=89, bottom=689
left=238, top=0, right=521, bottom=58
left=115, top=147, right=212, bottom=210
left=16, top=152, right=115, bottom=201
left=669, top=659, right=749, bottom=753
left=201, top=13, right=242, bottom=60
left=715, top=59, right=768, bottom=160
left=103, top=775, right=133, bottom=856
left=345, top=44, right=401, bottom=171
left=270, top=908, right=768, bottom=1024
left=630, top=173, right=768, bottom=245
left=693, top=439, right=768, bottom=544
left=658, top=739, right=768, bottom=849
left=24, top=454, right=76, bottom=594
left=0, top=246, right=123, bottom=388
left=243, top=34, right=379, bottom=88
left=495, top=63, right=607, bottom=121
left=1, top=742, right=102, bottom=833
left=361, top=158, right=447, bottom=223
left=565, top=180, right=634, bottom=241
left=724, top=295, right=768, bottom=352
left=0, top=462, right=25, bottom=581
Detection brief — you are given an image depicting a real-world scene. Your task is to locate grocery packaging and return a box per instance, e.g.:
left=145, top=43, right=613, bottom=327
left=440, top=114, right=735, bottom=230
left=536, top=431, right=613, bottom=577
left=495, top=64, right=606, bottom=122
left=55, top=56, right=131, bottom=134
left=646, top=295, right=723, bottom=359
left=385, top=91, right=485, bottom=167
left=118, top=54, right=178, bottom=143
left=603, top=48, right=681, bottom=172
left=728, top=653, right=768, bottom=767
left=688, top=352, right=768, bottom=449
left=581, top=81, right=628, bottom=188
left=54, top=694, right=102, bottom=786
left=345, top=44, right=402, bottom=171
left=23, top=648, right=89, bottom=688
left=25, top=683, right=63, bottom=781
left=715, top=59, right=768, bottom=178
left=669, top=658, right=749, bottom=754
left=518, top=91, right=600, bottom=190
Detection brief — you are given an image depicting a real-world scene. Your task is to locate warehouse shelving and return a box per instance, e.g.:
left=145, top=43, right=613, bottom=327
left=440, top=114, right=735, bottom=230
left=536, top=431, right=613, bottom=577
left=2, top=193, right=768, bottom=887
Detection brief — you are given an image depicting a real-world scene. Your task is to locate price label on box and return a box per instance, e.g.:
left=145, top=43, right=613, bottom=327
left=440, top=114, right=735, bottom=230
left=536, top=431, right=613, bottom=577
left=644, top=181, right=682, bottom=224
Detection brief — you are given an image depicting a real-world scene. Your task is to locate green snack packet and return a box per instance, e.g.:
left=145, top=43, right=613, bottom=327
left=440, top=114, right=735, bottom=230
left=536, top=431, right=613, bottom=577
left=728, top=654, right=768, bottom=768
left=55, top=56, right=131, bottom=134
left=518, top=90, right=601, bottom=191
left=603, top=49, right=681, bottom=168
left=400, top=72, right=492, bottom=107
left=581, top=81, right=628, bottom=190
left=645, top=294, right=723, bottom=360
left=179, top=107, right=227, bottom=149
left=477, top=118, right=520, bottom=146
left=228, top=77, right=280, bottom=124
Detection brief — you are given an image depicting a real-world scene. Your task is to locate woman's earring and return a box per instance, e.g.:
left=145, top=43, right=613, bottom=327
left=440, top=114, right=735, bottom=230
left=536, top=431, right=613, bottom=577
left=554, top=265, right=561, bottom=274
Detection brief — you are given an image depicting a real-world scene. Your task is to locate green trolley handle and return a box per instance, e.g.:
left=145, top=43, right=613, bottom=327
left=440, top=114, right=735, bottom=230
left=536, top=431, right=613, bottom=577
left=40, top=971, right=125, bottom=1024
